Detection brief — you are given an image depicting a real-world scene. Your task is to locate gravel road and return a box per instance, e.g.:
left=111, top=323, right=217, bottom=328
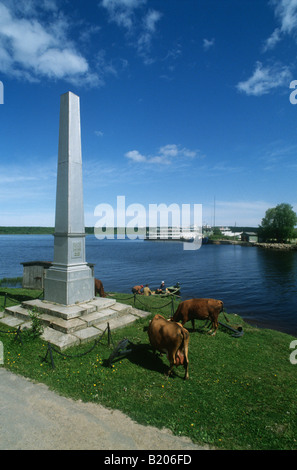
left=0, top=368, right=210, bottom=451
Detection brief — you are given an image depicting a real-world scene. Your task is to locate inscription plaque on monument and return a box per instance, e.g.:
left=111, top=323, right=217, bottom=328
left=72, top=241, right=82, bottom=258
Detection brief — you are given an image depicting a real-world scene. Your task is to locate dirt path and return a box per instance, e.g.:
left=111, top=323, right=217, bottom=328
left=0, top=368, right=210, bottom=450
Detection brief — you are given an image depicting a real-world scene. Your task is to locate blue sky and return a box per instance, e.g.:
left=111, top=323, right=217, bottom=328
left=1, top=0, right=297, bottom=228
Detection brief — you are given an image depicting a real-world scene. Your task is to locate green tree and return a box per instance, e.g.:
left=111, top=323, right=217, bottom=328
left=209, top=227, right=224, bottom=240
left=259, top=203, right=297, bottom=243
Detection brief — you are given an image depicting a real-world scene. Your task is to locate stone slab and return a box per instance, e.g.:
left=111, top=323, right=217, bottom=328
left=96, top=314, right=137, bottom=332
left=96, top=307, right=118, bottom=318
left=5, top=305, right=31, bottom=321
left=20, top=321, right=33, bottom=331
left=89, top=297, right=116, bottom=310
left=110, top=303, right=131, bottom=313
left=42, top=327, right=80, bottom=351
left=80, top=309, right=117, bottom=327
left=0, top=296, right=152, bottom=351
left=129, top=307, right=152, bottom=318
left=40, top=314, right=86, bottom=334
left=0, top=316, right=25, bottom=328
left=76, top=303, right=97, bottom=315
left=22, top=299, right=86, bottom=320
left=73, top=327, right=103, bottom=344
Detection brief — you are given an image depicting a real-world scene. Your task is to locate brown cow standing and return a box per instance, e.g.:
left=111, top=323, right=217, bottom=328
left=94, top=278, right=106, bottom=297
left=172, top=298, right=227, bottom=336
left=147, top=314, right=190, bottom=380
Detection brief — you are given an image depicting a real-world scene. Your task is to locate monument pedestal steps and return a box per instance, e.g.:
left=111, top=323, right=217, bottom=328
left=0, top=297, right=151, bottom=351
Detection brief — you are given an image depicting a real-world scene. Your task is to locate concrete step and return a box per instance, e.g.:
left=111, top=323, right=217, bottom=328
left=41, top=327, right=80, bottom=351
left=39, top=314, right=86, bottom=334
left=5, top=305, right=32, bottom=321
left=4, top=304, right=86, bottom=335
left=21, top=297, right=117, bottom=320
left=0, top=298, right=153, bottom=351
left=0, top=314, right=26, bottom=328
left=80, top=308, right=118, bottom=327
left=21, top=299, right=90, bottom=320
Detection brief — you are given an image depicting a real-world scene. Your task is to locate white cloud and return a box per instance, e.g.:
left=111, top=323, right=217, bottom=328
left=263, top=0, right=297, bottom=50
left=237, top=61, right=292, bottom=96
left=137, top=9, right=162, bottom=61
left=203, top=38, right=215, bottom=51
left=273, top=0, right=297, bottom=35
left=159, top=144, right=179, bottom=158
left=262, top=27, right=282, bottom=51
left=100, top=0, right=162, bottom=64
left=94, top=130, right=104, bottom=137
left=143, top=9, right=162, bottom=33
left=125, top=150, right=147, bottom=163
left=239, top=1, right=297, bottom=97
left=101, top=0, right=146, bottom=30
left=125, top=144, right=198, bottom=165
left=0, top=2, right=99, bottom=85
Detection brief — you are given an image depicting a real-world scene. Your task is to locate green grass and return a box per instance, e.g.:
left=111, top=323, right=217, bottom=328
left=1, top=289, right=297, bottom=450
left=0, top=277, right=22, bottom=287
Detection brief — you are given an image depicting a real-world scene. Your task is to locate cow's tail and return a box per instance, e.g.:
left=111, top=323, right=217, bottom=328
left=176, top=327, right=189, bottom=372
left=179, top=327, right=189, bottom=357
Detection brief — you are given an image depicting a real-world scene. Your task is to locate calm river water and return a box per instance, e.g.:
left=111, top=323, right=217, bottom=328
left=0, top=235, right=296, bottom=337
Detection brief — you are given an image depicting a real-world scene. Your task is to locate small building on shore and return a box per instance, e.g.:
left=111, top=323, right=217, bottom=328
left=241, top=232, right=258, bottom=243
left=21, top=261, right=95, bottom=290
left=21, top=261, right=52, bottom=290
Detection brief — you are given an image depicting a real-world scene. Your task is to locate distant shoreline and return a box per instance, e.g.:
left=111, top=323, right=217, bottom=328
left=208, top=239, right=297, bottom=250
left=1, top=229, right=296, bottom=251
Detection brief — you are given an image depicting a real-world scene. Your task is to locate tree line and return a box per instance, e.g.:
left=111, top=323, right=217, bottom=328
left=258, top=203, right=297, bottom=243
left=1, top=203, right=296, bottom=244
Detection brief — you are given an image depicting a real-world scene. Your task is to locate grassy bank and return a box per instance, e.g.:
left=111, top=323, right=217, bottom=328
left=0, top=289, right=296, bottom=450
left=0, top=277, right=22, bottom=288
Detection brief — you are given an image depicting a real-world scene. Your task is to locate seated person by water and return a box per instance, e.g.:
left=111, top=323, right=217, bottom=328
left=156, top=281, right=167, bottom=294
left=143, top=284, right=153, bottom=296
left=132, top=285, right=144, bottom=294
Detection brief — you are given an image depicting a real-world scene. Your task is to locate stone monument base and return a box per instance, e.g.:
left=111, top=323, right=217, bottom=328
left=44, top=263, right=94, bottom=305
left=1, top=297, right=151, bottom=351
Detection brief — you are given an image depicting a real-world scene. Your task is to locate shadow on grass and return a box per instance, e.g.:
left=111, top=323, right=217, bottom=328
left=128, top=345, right=188, bottom=380
left=104, top=339, right=189, bottom=380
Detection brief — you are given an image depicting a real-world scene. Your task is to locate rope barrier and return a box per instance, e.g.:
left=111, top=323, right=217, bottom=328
left=0, top=291, right=43, bottom=308
left=106, top=290, right=180, bottom=316
left=0, top=325, right=23, bottom=344
left=134, top=295, right=173, bottom=309
left=106, top=293, right=135, bottom=301
left=0, top=319, right=116, bottom=369
left=0, top=289, right=181, bottom=370
left=42, top=323, right=115, bottom=369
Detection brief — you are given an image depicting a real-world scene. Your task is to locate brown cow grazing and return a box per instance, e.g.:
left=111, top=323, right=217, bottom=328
left=147, top=314, right=189, bottom=380
left=172, top=298, right=227, bottom=336
left=94, top=278, right=106, bottom=297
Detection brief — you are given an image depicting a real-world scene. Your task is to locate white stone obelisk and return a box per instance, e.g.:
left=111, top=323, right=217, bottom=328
left=44, top=92, right=94, bottom=305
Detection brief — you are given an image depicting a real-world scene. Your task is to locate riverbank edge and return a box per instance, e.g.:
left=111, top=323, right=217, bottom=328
left=208, top=239, right=297, bottom=250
